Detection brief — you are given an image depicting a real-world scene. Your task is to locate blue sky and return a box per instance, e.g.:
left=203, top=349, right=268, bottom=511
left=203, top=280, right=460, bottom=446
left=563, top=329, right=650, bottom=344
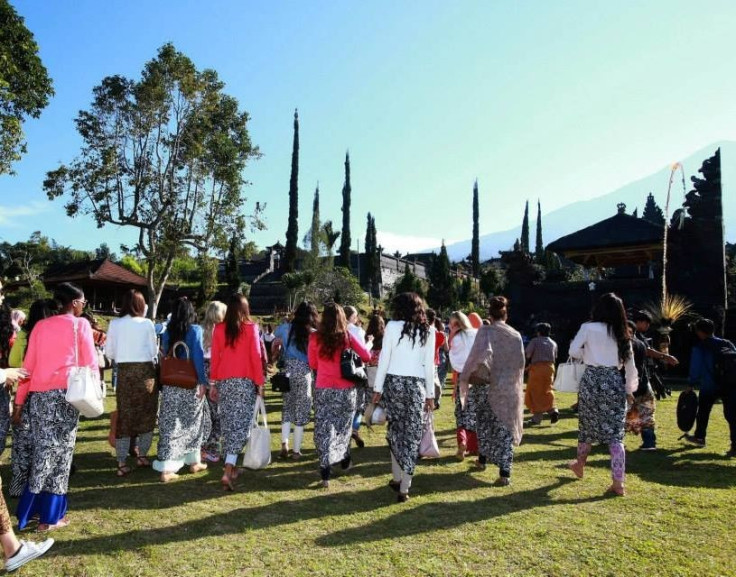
left=1, top=0, right=735, bottom=255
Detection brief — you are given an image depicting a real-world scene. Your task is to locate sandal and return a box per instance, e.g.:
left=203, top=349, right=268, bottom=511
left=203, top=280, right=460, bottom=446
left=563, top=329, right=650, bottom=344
left=190, top=463, right=208, bottom=474
left=38, top=517, right=70, bottom=532
left=116, top=464, right=132, bottom=477
left=221, top=464, right=237, bottom=491
left=290, top=452, right=302, bottom=461
left=136, top=456, right=151, bottom=468
left=606, top=484, right=626, bottom=497
left=160, top=472, right=179, bottom=483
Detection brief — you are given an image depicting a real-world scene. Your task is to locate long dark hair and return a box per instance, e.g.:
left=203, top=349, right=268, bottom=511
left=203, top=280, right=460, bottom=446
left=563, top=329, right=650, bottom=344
left=26, top=299, right=59, bottom=338
left=289, top=301, right=318, bottom=354
left=53, top=282, right=84, bottom=310
left=167, top=297, right=197, bottom=348
left=591, top=292, right=631, bottom=362
left=223, top=293, right=252, bottom=348
left=317, top=303, right=348, bottom=359
left=366, top=310, right=385, bottom=350
left=392, top=292, right=429, bottom=347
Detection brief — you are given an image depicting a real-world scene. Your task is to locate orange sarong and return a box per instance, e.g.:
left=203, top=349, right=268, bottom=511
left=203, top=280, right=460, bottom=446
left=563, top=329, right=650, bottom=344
left=525, top=362, right=556, bottom=414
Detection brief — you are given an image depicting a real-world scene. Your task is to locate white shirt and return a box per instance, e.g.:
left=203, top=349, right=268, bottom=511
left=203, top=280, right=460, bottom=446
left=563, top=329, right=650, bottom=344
left=449, top=329, right=478, bottom=373
left=105, top=315, right=159, bottom=363
left=348, top=322, right=373, bottom=351
left=569, top=322, right=638, bottom=393
left=373, top=321, right=436, bottom=399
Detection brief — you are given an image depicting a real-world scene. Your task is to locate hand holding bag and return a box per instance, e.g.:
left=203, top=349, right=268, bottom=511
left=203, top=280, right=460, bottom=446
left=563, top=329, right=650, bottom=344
left=159, top=341, right=198, bottom=389
left=419, top=410, right=441, bottom=458
left=553, top=357, right=586, bottom=393
left=340, top=347, right=368, bottom=387
left=243, top=396, right=272, bottom=470
left=66, top=319, right=106, bottom=418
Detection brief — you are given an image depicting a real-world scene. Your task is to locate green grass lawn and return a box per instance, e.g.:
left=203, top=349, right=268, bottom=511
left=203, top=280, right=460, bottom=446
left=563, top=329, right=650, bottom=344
left=3, top=385, right=735, bottom=577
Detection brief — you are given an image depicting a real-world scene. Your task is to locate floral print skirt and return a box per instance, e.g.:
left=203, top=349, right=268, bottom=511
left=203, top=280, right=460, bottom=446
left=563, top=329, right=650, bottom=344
left=155, top=385, right=211, bottom=468
left=27, top=389, right=79, bottom=495
left=282, top=358, right=313, bottom=427
left=10, top=403, right=32, bottom=497
left=454, top=376, right=477, bottom=432
left=578, top=366, right=626, bottom=445
left=314, top=387, right=356, bottom=469
left=383, top=374, right=425, bottom=477
left=116, top=361, right=158, bottom=438
left=218, top=378, right=258, bottom=457
left=471, top=383, right=495, bottom=460
left=202, top=359, right=221, bottom=456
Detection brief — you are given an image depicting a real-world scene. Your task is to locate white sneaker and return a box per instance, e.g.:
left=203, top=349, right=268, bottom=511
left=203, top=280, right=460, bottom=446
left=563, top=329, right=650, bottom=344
left=5, top=538, right=54, bottom=572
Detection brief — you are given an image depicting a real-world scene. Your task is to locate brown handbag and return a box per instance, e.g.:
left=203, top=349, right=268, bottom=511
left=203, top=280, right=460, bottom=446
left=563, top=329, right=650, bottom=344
left=159, top=341, right=198, bottom=389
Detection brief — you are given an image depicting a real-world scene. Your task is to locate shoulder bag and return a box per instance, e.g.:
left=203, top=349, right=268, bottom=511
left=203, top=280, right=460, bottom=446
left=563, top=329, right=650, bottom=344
left=66, top=319, right=106, bottom=418
left=159, top=341, right=198, bottom=389
left=243, top=396, right=272, bottom=469
left=553, top=357, right=586, bottom=393
left=340, top=337, right=368, bottom=387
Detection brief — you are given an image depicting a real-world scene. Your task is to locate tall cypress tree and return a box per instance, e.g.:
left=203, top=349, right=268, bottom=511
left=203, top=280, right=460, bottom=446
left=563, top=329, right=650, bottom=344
left=284, top=109, right=299, bottom=272
left=520, top=200, right=530, bottom=253
left=338, top=151, right=352, bottom=269
left=471, top=179, right=480, bottom=278
left=535, top=199, right=544, bottom=263
left=427, top=241, right=457, bottom=312
left=364, top=212, right=374, bottom=289
left=309, top=184, right=321, bottom=259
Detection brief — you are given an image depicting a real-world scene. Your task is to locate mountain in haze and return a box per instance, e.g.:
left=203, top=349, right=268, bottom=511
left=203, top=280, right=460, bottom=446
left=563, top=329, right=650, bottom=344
left=441, top=141, right=735, bottom=262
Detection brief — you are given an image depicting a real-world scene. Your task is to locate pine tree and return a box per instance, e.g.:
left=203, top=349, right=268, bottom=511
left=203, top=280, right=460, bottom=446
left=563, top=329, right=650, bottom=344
left=535, top=199, right=544, bottom=263
left=641, top=193, right=665, bottom=226
left=338, top=152, right=352, bottom=269
left=471, top=179, right=480, bottom=278
left=309, top=184, right=321, bottom=259
left=427, top=242, right=457, bottom=313
left=520, top=200, right=530, bottom=252
left=284, top=109, right=299, bottom=272
left=225, top=233, right=241, bottom=291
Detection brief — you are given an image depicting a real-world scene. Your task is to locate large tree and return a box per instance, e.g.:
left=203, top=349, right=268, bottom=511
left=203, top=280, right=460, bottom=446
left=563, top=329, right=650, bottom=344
left=338, top=152, right=352, bottom=269
left=471, top=179, right=480, bottom=277
left=44, top=43, right=261, bottom=318
left=0, top=0, right=54, bottom=174
left=427, top=242, right=457, bottom=313
left=520, top=200, right=530, bottom=253
left=284, top=109, right=299, bottom=272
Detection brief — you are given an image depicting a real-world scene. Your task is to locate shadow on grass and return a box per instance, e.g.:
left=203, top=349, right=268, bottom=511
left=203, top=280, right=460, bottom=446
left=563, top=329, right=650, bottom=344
left=314, top=477, right=601, bottom=547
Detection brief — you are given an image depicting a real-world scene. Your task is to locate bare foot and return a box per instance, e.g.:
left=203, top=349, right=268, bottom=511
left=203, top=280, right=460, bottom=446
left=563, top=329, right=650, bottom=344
left=568, top=460, right=584, bottom=479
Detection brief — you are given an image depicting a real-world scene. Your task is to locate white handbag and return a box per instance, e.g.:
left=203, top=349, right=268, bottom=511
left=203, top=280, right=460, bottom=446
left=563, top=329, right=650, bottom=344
left=419, top=410, right=441, bottom=458
left=553, top=357, right=586, bottom=393
left=65, top=319, right=106, bottom=418
left=242, top=396, right=272, bottom=470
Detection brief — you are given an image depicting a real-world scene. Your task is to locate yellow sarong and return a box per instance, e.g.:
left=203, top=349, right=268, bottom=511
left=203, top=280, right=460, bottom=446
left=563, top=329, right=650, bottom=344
left=525, top=362, right=556, bottom=414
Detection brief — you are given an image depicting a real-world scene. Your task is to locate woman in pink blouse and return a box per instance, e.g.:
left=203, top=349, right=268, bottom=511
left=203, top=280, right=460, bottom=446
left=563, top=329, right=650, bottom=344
left=308, top=303, right=371, bottom=488
left=16, top=282, right=98, bottom=532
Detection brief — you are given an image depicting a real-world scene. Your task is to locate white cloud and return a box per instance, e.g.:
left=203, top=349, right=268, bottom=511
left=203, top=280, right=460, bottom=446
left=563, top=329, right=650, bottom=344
left=376, top=230, right=456, bottom=255
left=0, top=201, right=51, bottom=228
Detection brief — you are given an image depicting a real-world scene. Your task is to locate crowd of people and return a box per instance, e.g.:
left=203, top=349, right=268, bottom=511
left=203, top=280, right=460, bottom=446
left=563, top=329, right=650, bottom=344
left=0, top=277, right=734, bottom=572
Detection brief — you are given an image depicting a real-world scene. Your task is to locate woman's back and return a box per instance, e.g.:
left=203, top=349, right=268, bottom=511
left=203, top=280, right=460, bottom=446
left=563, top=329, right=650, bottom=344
left=210, top=322, right=264, bottom=384
left=106, top=315, right=157, bottom=363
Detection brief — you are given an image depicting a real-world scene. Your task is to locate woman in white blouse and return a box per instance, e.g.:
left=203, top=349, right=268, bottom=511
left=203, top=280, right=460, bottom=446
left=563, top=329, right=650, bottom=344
left=448, top=311, right=478, bottom=460
left=567, top=293, right=638, bottom=496
left=372, top=293, right=435, bottom=503
left=105, top=290, right=159, bottom=477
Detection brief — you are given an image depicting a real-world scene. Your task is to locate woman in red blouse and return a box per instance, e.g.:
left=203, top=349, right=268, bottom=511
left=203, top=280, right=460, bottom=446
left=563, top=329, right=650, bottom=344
left=209, top=293, right=266, bottom=490
left=308, top=303, right=371, bottom=488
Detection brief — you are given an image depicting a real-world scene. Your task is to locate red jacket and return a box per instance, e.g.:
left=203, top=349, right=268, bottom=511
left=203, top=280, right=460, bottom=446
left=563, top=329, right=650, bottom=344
left=308, top=331, right=372, bottom=389
left=210, top=322, right=265, bottom=385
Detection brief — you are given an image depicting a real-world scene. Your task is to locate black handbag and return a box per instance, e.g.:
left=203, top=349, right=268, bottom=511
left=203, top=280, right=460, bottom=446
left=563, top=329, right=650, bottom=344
left=271, top=372, right=291, bottom=393
left=340, top=348, right=368, bottom=387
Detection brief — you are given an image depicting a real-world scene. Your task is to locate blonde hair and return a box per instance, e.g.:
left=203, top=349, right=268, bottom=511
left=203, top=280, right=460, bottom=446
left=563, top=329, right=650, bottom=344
left=203, top=300, right=227, bottom=351
left=450, top=310, right=472, bottom=331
